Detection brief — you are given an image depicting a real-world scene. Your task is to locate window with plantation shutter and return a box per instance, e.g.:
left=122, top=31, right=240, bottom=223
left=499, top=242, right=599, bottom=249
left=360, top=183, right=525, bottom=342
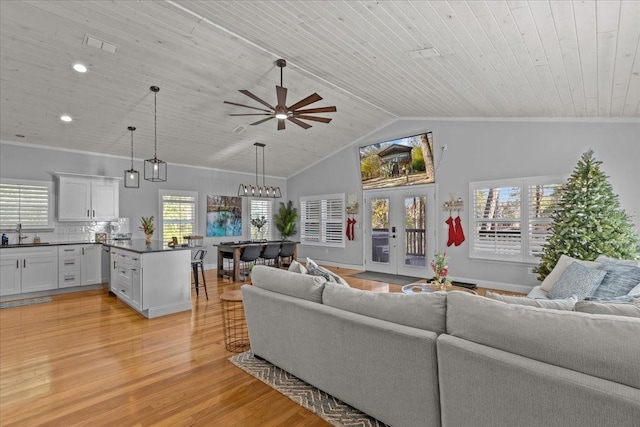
left=0, top=180, right=53, bottom=229
left=469, top=175, right=566, bottom=263
left=159, top=190, right=198, bottom=243
left=250, top=199, right=273, bottom=240
left=300, top=194, right=345, bottom=248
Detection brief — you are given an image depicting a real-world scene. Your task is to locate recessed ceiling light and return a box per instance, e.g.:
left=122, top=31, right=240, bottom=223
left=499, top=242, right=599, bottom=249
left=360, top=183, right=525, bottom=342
left=60, top=115, right=73, bottom=122
left=73, top=63, right=87, bottom=73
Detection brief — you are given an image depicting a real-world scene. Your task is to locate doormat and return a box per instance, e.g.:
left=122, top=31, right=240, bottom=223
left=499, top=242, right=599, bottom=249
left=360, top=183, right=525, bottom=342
left=348, top=271, right=423, bottom=286
left=0, top=296, right=53, bottom=309
left=229, top=351, right=388, bottom=427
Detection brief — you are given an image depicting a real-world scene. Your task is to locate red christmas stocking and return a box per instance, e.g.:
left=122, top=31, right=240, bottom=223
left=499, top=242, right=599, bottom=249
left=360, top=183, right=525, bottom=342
left=446, top=216, right=456, bottom=247
left=350, top=218, right=356, bottom=240
left=454, top=215, right=465, bottom=246
left=346, top=218, right=353, bottom=241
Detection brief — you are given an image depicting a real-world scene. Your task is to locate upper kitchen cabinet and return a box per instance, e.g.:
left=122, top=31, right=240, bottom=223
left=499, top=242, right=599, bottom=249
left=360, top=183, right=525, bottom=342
left=56, top=173, right=120, bottom=221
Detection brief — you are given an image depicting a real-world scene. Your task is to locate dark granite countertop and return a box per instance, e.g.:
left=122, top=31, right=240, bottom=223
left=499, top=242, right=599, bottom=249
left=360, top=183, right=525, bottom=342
left=104, top=239, right=196, bottom=254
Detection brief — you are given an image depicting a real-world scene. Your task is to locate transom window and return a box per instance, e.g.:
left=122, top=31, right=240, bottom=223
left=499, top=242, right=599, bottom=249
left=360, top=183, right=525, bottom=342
left=159, top=190, right=198, bottom=243
left=0, top=179, right=53, bottom=230
left=300, top=193, right=345, bottom=248
left=469, top=175, right=566, bottom=263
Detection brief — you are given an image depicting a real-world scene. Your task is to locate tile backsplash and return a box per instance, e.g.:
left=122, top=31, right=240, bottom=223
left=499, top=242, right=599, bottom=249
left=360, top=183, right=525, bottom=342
left=3, top=218, right=130, bottom=244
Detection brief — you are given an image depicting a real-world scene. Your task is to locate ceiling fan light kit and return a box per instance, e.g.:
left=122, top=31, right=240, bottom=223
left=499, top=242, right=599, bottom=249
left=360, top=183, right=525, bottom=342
left=124, top=126, right=140, bottom=188
left=238, top=142, right=282, bottom=198
left=224, top=58, right=336, bottom=130
left=144, top=85, right=167, bottom=182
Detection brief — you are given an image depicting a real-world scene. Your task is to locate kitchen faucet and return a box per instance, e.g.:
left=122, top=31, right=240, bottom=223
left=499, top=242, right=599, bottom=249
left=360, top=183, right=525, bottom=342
left=16, top=223, right=28, bottom=243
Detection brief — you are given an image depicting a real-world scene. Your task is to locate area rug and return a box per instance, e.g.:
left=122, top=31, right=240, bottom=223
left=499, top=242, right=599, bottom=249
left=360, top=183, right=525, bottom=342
left=0, top=296, right=53, bottom=309
left=229, top=351, right=388, bottom=427
left=348, top=271, right=422, bottom=286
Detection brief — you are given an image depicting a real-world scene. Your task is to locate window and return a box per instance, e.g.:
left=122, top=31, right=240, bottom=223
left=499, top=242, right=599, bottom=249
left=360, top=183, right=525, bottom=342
left=0, top=179, right=53, bottom=230
left=300, top=193, right=345, bottom=248
left=159, top=190, right=198, bottom=243
left=469, top=175, right=565, bottom=263
left=250, top=199, right=273, bottom=240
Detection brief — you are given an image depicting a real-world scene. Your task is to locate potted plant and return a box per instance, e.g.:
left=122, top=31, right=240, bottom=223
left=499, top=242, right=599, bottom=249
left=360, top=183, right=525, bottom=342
left=274, top=200, right=298, bottom=241
left=140, top=216, right=155, bottom=244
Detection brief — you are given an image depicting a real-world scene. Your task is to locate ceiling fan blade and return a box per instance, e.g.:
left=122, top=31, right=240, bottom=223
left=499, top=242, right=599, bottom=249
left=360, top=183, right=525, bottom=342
left=277, top=119, right=286, bottom=131
left=294, top=115, right=332, bottom=123
left=223, top=100, right=272, bottom=113
left=239, top=90, right=275, bottom=110
left=249, top=117, right=275, bottom=126
left=288, top=117, right=312, bottom=129
left=276, top=86, right=287, bottom=108
left=293, top=106, right=337, bottom=114
left=287, top=93, right=322, bottom=111
left=229, top=113, right=272, bottom=116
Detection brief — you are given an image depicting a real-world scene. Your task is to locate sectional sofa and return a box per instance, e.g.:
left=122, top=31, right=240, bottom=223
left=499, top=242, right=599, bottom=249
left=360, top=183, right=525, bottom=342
left=242, top=266, right=640, bottom=427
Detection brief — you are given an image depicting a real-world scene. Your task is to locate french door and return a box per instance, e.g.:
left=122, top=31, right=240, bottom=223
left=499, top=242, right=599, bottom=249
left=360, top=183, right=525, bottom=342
left=364, top=185, right=436, bottom=277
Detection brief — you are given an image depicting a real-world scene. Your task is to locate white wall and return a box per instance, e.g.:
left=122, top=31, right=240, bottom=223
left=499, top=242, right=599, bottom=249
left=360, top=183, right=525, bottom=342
left=288, top=118, right=640, bottom=291
left=0, top=141, right=287, bottom=267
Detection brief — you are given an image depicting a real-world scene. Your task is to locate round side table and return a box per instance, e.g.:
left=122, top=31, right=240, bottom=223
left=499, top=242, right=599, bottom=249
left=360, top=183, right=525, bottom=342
left=220, top=289, right=251, bottom=353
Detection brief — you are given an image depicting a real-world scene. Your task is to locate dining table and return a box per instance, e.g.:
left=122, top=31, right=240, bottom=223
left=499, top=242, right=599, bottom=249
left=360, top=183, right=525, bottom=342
left=215, top=240, right=298, bottom=282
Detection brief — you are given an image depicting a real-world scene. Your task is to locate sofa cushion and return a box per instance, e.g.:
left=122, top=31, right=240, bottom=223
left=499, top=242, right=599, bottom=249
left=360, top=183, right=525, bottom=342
left=590, top=263, right=640, bottom=300
left=485, top=291, right=577, bottom=310
left=322, top=285, right=447, bottom=334
left=595, top=254, right=640, bottom=267
left=251, top=265, right=326, bottom=303
left=446, top=291, right=640, bottom=389
left=306, top=257, right=349, bottom=287
left=574, top=300, right=640, bottom=318
left=540, top=254, right=602, bottom=292
left=547, top=261, right=606, bottom=299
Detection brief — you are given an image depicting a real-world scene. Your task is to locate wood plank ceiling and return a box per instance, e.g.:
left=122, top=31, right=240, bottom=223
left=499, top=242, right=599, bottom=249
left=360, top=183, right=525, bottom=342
left=0, top=1, right=638, bottom=177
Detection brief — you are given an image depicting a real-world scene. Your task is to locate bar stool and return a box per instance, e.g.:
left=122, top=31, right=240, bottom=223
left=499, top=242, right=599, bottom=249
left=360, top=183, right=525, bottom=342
left=259, top=242, right=281, bottom=267
left=192, top=249, right=208, bottom=299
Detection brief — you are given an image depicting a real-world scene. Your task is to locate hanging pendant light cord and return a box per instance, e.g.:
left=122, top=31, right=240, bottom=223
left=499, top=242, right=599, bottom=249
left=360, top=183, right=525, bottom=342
left=130, top=129, right=134, bottom=169
left=153, top=90, right=157, bottom=159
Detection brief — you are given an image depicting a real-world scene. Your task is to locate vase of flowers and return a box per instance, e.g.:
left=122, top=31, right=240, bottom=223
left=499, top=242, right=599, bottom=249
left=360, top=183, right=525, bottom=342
left=140, top=216, right=154, bottom=244
left=251, top=215, right=267, bottom=241
left=430, top=252, right=451, bottom=291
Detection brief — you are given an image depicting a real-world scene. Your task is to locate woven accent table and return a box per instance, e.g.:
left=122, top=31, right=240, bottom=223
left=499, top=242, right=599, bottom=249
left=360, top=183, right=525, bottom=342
left=220, top=289, right=251, bottom=353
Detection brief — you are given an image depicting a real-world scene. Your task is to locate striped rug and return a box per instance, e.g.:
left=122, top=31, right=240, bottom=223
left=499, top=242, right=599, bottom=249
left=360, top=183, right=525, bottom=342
left=0, top=296, right=53, bottom=309
left=229, top=351, right=388, bottom=427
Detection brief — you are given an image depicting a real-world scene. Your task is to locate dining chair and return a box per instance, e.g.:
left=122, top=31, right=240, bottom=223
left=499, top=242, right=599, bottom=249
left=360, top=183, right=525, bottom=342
left=278, top=242, right=296, bottom=268
left=259, top=242, right=281, bottom=267
left=239, top=244, right=261, bottom=280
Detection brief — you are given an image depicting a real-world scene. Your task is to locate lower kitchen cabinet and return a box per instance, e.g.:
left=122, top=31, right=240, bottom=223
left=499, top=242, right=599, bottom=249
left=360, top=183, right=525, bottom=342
left=59, top=244, right=102, bottom=288
left=0, top=246, right=59, bottom=296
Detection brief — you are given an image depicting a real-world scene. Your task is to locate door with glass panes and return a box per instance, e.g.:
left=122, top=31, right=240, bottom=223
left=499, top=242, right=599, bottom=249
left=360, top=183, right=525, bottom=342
left=364, top=186, right=436, bottom=277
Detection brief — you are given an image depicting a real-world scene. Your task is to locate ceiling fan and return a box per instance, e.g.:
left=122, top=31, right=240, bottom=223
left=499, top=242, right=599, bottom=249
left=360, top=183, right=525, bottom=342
left=223, top=59, right=336, bottom=130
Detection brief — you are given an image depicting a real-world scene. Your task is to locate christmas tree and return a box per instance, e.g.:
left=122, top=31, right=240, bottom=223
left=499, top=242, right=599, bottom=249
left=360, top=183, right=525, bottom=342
left=534, top=150, right=639, bottom=280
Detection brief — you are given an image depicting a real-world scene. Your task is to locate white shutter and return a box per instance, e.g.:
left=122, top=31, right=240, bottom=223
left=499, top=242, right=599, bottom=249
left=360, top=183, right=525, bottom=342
left=0, top=181, right=52, bottom=229
left=527, top=183, right=563, bottom=259
left=301, top=199, right=320, bottom=242
left=322, top=197, right=344, bottom=244
left=161, top=192, right=197, bottom=242
left=301, top=194, right=345, bottom=247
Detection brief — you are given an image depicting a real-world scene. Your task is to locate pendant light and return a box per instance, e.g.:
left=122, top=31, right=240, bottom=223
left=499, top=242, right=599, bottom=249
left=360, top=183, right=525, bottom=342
left=237, top=142, right=282, bottom=198
left=124, top=126, right=140, bottom=188
left=144, top=85, right=167, bottom=182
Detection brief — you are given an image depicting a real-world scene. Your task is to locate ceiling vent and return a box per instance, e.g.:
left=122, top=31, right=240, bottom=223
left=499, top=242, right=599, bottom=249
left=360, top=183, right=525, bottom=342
left=83, top=33, right=118, bottom=54
left=232, top=125, right=246, bottom=134
left=407, top=47, right=440, bottom=59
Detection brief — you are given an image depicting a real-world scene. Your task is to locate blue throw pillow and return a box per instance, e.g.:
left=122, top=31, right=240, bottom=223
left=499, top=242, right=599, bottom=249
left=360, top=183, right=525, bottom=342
left=547, top=261, right=607, bottom=300
left=590, top=263, right=640, bottom=300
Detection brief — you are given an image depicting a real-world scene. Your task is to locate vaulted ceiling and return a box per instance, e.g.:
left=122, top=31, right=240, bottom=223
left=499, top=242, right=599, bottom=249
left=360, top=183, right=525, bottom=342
left=1, top=1, right=638, bottom=178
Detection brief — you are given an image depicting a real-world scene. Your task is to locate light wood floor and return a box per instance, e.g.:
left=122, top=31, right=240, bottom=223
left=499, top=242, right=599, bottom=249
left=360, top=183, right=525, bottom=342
left=0, top=266, right=522, bottom=426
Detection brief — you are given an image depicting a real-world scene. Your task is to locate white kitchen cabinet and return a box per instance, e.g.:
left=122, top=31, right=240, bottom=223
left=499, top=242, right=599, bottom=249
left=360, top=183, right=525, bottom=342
left=0, top=246, right=59, bottom=295
left=56, top=173, right=120, bottom=221
left=81, top=244, right=102, bottom=285
left=110, top=247, right=142, bottom=311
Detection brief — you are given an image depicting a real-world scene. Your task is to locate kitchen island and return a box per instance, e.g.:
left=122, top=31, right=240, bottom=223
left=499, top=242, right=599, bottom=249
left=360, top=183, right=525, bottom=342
left=107, top=239, right=192, bottom=318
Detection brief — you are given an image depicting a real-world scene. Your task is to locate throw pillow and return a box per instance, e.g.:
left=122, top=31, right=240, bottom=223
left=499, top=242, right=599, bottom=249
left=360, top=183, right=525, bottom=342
left=288, top=260, right=308, bottom=274
left=574, top=300, right=640, bottom=318
left=628, top=283, right=640, bottom=296
left=595, top=254, right=640, bottom=267
left=539, top=254, right=602, bottom=292
left=485, top=291, right=577, bottom=311
left=306, top=257, right=350, bottom=287
left=547, top=261, right=606, bottom=300
left=589, top=263, right=640, bottom=300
